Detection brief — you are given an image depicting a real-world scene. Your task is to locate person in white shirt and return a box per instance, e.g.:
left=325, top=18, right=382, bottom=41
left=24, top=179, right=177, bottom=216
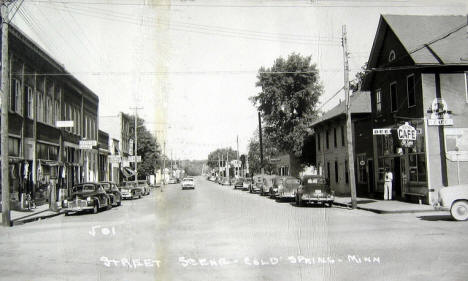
left=384, top=167, right=393, bottom=200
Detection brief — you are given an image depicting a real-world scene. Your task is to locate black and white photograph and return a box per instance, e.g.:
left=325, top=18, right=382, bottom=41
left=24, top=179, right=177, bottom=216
left=0, top=0, right=467, bottom=280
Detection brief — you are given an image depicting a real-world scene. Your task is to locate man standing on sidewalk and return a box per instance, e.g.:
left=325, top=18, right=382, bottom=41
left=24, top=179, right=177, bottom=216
left=384, top=167, right=393, bottom=200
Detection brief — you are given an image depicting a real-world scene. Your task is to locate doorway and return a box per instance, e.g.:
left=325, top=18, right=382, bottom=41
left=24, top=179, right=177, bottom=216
left=367, top=159, right=374, bottom=194
left=393, top=157, right=402, bottom=198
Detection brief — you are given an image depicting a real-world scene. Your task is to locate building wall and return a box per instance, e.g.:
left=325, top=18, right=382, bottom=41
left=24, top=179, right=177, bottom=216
left=422, top=73, right=468, bottom=203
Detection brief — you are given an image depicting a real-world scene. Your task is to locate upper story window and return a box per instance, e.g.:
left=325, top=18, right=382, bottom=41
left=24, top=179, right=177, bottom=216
left=37, top=91, right=44, bottom=123
left=376, top=89, right=382, bottom=113
left=317, top=132, right=321, bottom=151
left=326, top=129, right=330, bottom=150
left=341, top=125, right=345, bottom=146
left=407, top=74, right=416, bottom=108
left=388, top=50, right=396, bottom=62
left=26, top=86, right=33, bottom=119
left=10, top=79, right=21, bottom=114
left=333, top=127, right=337, bottom=148
left=390, top=82, right=398, bottom=112
left=54, top=101, right=59, bottom=125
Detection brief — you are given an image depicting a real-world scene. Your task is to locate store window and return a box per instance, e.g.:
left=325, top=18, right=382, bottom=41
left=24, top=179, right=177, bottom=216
left=390, top=82, right=398, bottom=112
left=334, top=161, right=339, bottom=183
left=409, top=154, right=427, bottom=183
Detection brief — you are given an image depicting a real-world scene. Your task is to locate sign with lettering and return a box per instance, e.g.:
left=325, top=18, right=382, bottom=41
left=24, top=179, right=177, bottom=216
left=128, top=156, right=142, bottom=163
left=427, top=98, right=453, bottom=126
left=397, top=122, right=416, bottom=148
left=373, top=128, right=391, bottom=135
left=56, top=120, right=74, bottom=128
left=79, top=140, right=97, bottom=150
left=108, top=155, right=122, bottom=163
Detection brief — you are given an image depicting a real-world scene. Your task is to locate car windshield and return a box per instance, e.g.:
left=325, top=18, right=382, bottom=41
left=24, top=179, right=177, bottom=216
left=72, top=185, right=95, bottom=193
left=183, top=178, right=193, bottom=181
left=286, top=179, right=301, bottom=185
left=244, top=179, right=252, bottom=183
left=303, top=177, right=327, bottom=185
left=100, top=183, right=111, bottom=191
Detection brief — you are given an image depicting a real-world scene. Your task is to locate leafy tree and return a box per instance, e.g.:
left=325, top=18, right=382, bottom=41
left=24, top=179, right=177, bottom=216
left=180, top=160, right=206, bottom=176
left=350, top=61, right=368, bottom=93
left=250, top=53, right=322, bottom=156
left=127, top=114, right=161, bottom=179
left=207, top=147, right=238, bottom=170
left=247, top=129, right=279, bottom=175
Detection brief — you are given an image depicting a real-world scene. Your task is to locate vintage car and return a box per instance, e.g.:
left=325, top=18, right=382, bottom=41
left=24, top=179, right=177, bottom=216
left=435, top=184, right=468, bottom=221
left=260, top=175, right=275, bottom=196
left=242, top=178, right=252, bottom=191
left=209, top=175, right=216, bottom=182
left=63, top=183, right=111, bottom=215
left=168, top=177, right=178, bottom=184
left=296, top=175, right=334, bottom=207
left=277, top=177, right=301, bottom=201
left=136, top=180, right=151, bottom=195
left=181, top=177, right=196, bottom=189
left=270, top=176, right=287, bottom=198
left=99, top=182, right=122, bottom=207
left=119, top=182, right=143, bottom=200
left=250, top=175, right=264, bottom=193
left=220, top=177, right=231, bottom=186
left=233, top=177, right=244, bottom=189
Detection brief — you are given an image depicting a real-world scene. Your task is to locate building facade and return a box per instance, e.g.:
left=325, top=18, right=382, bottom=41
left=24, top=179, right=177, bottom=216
left=363, top=15, right=468, bottom=204
left=1, top=24, right=99, bottom=209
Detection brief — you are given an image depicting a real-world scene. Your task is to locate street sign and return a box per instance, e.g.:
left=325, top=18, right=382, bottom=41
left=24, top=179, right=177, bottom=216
left=79, top=140, right=97, bottom=150
left=56, top=120, right=74, bottom=128
left=373, top=128, right=391, bottom=135
left=128, top=155, right=142, bottom=163
left=108, top=155, right=122, bottom=163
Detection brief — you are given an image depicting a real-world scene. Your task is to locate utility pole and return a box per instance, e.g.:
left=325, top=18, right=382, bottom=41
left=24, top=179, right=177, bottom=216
left=1, top=1, right=11, bottom=226
left=162, top=140, right=165, bottom=192
left=236, top=135, right=239, bottom=177
left=226, top=150, right=229, bottom=179
left=342, top=25, right=357, bottom=209
left=258, top=112, right=264, bottom=175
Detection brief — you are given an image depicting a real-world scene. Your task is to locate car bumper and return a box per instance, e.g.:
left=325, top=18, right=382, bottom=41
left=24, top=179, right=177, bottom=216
left=278, top=193, right=295, bottom=199
left=121, top=193, right=136, bottom=199
left=182, top=185, right=195, bottom=189
left=301, top=196, right=334, bottom=203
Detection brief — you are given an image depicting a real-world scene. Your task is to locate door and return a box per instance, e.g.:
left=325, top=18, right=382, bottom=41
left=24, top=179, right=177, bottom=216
left=393, top=157, right=402, bottom=198
left=400, top=156, right=408, bottom=195
left=367, top=159, right=374, bottom=193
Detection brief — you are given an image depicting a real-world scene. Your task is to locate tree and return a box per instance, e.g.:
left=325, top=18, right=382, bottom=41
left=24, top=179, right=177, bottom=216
left=247, top=129, right=279, bottom=175
left=127, top=114, right=161, bottom=179
left=350, top=61, right=367, bottom=93
left=250, top=53, right=322, bottom=156
left=207, top=147, right=238, bottom=170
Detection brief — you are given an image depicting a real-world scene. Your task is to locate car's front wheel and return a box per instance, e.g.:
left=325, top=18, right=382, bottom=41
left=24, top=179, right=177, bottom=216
left=451, top=200, right=468, bottom=221
left=92, top=203, right=98, bottom=214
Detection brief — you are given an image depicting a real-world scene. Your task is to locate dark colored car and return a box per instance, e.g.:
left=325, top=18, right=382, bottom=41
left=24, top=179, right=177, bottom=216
left=233, top=177, right=244, bottom=189
left=277, top=177, right=301, bottom=201
left=63, top=183, right=111, bottom=215
left=119, top=182, right=143, bottom=200
left=295, top=175, right=334, bottom=207
left=99, top=182, right=122, bottom=207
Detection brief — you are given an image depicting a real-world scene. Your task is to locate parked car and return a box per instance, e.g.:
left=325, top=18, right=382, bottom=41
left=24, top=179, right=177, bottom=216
left=277, top=177, right=301, bottom=201
left=63, top=183, right=111, bottom=215
left=136, top=180, right=151, bottom=195
left=220, top=177, right=231, bottom=186
left=216, top=176, right=223, bottom=184
left=260, top=175, right=275, bottom=196
left=99, top=182, right=122, bottom=207
left=435, top=184, right=468, bottom=221
left=168, top=177, right=178, bottom=184
left=119, top=182, right=143, bottom=200
left=242, top=178, right=252, bottom=191
left=209, top=175, right=216, bottom=182
left=181, top=177, right=196, bottom=189
left=250, top=175, right=264, bottom=193
left=295, top=175, right=334, bottom=207
left=270, top=176, right=287, bottom=198
left=233, top=177, right=244, bottom=189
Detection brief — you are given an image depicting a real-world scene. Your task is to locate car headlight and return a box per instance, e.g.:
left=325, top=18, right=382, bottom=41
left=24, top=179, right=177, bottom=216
left=87, top=196, right=92, bottom=202
left=63, top=199, right=68, bottom=204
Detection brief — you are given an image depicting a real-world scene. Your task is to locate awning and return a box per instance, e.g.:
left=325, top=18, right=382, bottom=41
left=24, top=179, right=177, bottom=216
left=121, top=167, right=135, bottom=179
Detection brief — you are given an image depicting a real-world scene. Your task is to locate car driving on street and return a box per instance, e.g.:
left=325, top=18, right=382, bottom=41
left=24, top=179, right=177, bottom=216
left=181, top=177, right=196, bottom=189
left=295, top=175, right=334, bottom=207
left=63, top=183, right=112, bottom=215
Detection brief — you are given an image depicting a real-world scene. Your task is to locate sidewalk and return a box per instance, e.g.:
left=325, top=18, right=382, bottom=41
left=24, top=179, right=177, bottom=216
left=333, top=196, right=439, bottom=214
left=0, top=203, right=64, bottom=226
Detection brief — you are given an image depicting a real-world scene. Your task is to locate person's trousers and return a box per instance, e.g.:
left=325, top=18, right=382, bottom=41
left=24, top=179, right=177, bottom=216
left=384, top=181, right=392, bottom=200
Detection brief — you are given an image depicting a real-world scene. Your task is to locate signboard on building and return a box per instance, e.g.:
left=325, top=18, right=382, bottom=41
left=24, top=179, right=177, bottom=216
left=56, top=120, right=74, bottom=128
left=427, top=98, right=453, bottom=126
left=108, top=155, right=122, bottom=163
left=79, top=140, right=97, bottom=150
left=373, top=128, right=392, bottom=135
left=231, top=160, right=241, bottom=168
left=128, top=155, right=142, bottom=163
left=398, top=122, right=417, bottom=147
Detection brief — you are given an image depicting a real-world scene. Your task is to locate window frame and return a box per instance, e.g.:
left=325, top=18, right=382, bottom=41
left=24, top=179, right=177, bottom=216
left=26, top=86, right=34, bottom=119
left=375, top=89, right=382, bottom=114
left=326, top=129, right=330, bottom=150
left=390, top=82, right=398, bottom=112
left=341, top=125, right=345, bottom=146
left=407, top=74, right=416, bottom=108
left=333, top=127, right=337, bottom=148
left=334, top=160, right=339, bottom=183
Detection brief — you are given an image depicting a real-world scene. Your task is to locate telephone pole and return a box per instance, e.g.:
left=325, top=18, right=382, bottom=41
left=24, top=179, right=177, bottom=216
left=258, top=112, right=264, bottom=175
left=130, top=106, right=143, bottom=184
left=342, top=25, right=357, bottom=209
left=1, top=1, right=11, bottom=226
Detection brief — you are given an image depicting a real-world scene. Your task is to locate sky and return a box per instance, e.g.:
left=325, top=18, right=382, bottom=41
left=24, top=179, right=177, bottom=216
left=11, top=0, right=467, bottom=160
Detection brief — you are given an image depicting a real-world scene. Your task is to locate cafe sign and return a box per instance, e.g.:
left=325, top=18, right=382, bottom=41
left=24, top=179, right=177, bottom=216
left=398, top=122, right=417, bottom=147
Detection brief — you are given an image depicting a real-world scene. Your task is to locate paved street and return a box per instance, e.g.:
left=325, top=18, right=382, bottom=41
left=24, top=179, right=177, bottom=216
left=0, top=177, right=467, bottom=281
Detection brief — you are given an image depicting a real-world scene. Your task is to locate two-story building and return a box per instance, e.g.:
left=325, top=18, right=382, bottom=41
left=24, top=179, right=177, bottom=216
left=363, top=14, right=468, bottom=204
left=1, top=24, right=99, bottom=208
left=311, top=91, right=372, bottom=196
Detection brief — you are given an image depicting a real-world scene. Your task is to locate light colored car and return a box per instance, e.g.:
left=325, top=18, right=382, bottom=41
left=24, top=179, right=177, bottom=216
left=242, top=178, right=252, bottom=190
left=277, top=177, right=301, bottom=200
left=435, top=184, right=468, bottom=221
left=260, top=175, right=275, bottom=196
left=181, top=177, right=195, bottom=189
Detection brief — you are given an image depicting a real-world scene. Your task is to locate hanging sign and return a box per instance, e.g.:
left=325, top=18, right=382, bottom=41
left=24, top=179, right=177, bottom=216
left=427, top=98, right=453, bottom=126
left=398, top=122, right=417, bottom=147
left=108, top=155, right=122, bottom=163
left=373, top=128, right=392, bottom=135
left=79, top=140, right=97, bottom=150
left=128, top=155, right=142, bottom=163
left=56, top=120, right=74, bottom=128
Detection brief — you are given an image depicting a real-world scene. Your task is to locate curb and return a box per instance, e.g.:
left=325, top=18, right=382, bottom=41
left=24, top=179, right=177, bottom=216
left=332, top=201, right=441, bottom=214
left=12, top=210, right=65, bottom=226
